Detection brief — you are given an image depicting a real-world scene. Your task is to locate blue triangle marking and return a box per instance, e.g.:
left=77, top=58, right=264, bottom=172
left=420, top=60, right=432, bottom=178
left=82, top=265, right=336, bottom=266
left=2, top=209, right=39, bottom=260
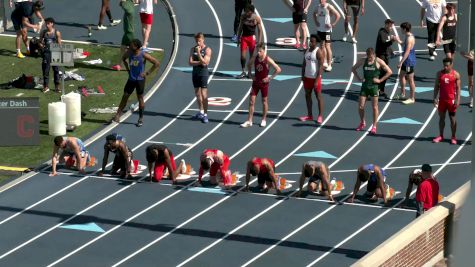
left=461, top=88, right=470, bottom=97
left=172, top=66, right=193, bottom=72
left=405, top=87, right=433, bottom=93
left=187, top=187, right=229, bottom=195
left=380, top=117, right=422, bottom=125
left=263, top=18, right=293, bottom=23
left=273, top=75, right=300, bottom=81
left=215, top=70, right=243, bottom=77
left=224, top=42, right=238, bottom=47
left=321, top=79, right=348, bottom=85
left=294, top=151, right=336, bottom=159
left=60, top=222, right=105, bottom=233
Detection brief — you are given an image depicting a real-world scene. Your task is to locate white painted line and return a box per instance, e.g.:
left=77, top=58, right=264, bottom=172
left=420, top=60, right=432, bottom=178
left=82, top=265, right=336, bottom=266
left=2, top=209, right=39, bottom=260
left=275, top=160, right=472, bottom=175
left=187, top=108, right=281, bottom=114
left=295, top=196, right=417, bottom=212
left=145, top=141, right=193, bottom=147
left=15, top=93, right=24, bottom=97
left=306, top=132, right=472, bottom=266
left=210, top=78, right=251, bottom=81
left=267, top=48, right=299, bottom=51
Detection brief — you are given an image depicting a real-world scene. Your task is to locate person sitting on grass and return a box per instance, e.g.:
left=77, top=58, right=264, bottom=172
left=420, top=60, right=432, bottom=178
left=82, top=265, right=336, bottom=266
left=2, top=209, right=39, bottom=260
left=98, top=133, right=133, bottom=179
left=50, top=136, right=92, bottom=176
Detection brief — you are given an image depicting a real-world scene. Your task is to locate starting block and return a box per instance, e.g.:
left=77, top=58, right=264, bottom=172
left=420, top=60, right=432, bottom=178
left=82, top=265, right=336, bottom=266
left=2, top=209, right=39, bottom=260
left=385, top=185, right=400, bottom=201
left=317, top=179, right=345, bottom=195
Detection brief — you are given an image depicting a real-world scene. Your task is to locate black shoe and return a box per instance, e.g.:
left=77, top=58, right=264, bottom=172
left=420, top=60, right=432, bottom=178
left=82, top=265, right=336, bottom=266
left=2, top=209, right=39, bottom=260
left=136, top=118, right=143, bottom=127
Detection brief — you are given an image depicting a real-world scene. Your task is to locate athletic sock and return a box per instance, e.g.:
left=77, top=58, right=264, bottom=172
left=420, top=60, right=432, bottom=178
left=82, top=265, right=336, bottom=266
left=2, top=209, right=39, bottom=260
left=139, top=108, right=144, bottom=118
left=106, top=10, right=113, bottom=21
left=200, top=110, right=204, bottom=114
left=16, top=49, right=20, bottom=53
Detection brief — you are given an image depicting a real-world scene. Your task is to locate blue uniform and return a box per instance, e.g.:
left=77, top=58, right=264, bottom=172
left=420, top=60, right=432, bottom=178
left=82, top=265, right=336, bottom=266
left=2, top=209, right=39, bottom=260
left=362, top=164, right=386, bottom=193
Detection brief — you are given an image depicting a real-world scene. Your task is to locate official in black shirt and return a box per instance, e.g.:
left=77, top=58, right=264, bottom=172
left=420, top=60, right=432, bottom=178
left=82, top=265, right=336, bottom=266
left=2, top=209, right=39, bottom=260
left=375, top=19, right=398, bottom=98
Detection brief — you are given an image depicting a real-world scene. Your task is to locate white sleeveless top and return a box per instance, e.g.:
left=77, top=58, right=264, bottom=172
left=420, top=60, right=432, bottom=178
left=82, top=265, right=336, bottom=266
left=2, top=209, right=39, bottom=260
left=315, top=3, right=331, bottom=33
left=140, top=0, right=154, bottom=14
left=304, top=47, right=320, bottom=78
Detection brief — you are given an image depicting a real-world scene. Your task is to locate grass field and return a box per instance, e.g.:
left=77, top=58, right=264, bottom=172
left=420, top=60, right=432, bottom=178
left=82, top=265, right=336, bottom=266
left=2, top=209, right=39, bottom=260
left=0, top=36, right=163, bottom=182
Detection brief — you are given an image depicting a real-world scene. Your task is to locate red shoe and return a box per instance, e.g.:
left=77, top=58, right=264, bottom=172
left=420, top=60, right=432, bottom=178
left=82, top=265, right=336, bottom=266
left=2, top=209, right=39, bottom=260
left=302, top=43, right=308, bottom=50
left=111, top=65, right=121, bottom=71
left=450, top=137, right=457, bottom=145
left=316, top=115, right=323, bottom=124
left=356, top=121, right=366, bottom=131
left=432, top=136, right=443, bottom=143
left=370, top=126, right=377, bottom=135
left=294, top=43, right=301, bottom=49
left=299, top=116, right=313, bottom=122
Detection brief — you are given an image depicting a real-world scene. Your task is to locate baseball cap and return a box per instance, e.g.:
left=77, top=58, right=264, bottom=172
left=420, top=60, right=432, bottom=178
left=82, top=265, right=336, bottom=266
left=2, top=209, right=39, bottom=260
left=421, top=164, right=432, bottom=172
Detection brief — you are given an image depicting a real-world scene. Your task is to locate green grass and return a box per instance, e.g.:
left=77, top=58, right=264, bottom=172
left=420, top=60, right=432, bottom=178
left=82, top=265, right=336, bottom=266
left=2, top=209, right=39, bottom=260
left=0, top=36, right=163, bottom=169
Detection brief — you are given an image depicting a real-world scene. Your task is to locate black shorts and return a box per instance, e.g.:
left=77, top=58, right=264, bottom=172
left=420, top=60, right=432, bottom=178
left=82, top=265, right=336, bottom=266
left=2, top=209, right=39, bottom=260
left=443, top=41, right=456, bottom=54
left=317, top=31, right=332, bottom=43
left=308, top=176, right=328, bottom=191
left=468, top=60, right=474, bottom=76
left=292, top=12, right=307, bottom=24
left=257, top=173, right=273, bottom=185
left=401, top=65, right=415, bottom=74
left=192, top=74, right=208, bottom=88
left=124, top=79, right=145, bottom=95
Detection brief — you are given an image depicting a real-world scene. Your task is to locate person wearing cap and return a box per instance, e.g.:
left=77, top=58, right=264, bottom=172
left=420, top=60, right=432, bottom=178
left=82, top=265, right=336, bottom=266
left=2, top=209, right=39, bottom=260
left=198, top=149, right=230, bottom=186
left=415, top=164, right=439, bottom=217
left=296, top=161, right=333, bottom=202
left=98, top=134, right=133, bottom=179
left=244, top=157, right=280, bottom=194
left=375, top=19, right=399, bottom=99
left=348, top=164, right=388, bottom=205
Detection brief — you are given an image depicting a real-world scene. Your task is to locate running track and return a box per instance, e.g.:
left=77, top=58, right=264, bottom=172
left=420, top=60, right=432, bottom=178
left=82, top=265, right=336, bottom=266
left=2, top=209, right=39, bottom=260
left=0, top=0, right=471, bottom=266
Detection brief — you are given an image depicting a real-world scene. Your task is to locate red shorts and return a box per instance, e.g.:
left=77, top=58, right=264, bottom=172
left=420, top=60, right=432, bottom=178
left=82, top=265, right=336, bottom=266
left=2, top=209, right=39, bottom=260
left=153, top=155, right=176, bottom=182
left=140, top=13, right=153, bottom=25
left=468, top=60, right=473, bottom=76
left=209, top=154, right=230, bottom=177
left=251, top=82, right=269, bottom=98
left=303, top=77, right=322, bottom=93
left=438, top=99, right=457, bottom=114
left=241, top=35, right=256, bottom=54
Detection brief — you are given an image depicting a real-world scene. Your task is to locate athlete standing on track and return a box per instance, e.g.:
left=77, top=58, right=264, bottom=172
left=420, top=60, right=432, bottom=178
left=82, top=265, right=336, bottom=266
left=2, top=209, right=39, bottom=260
left=348, top=164, right=388, bottom=205
left=189, top=32, right=212, bottom=124
left=420, top=0, right=446, bottom=61
left=297, top=161, right=334, bottom=202
left=146, top=144, right=180, bottom=183
left=352, top=47, right=392, bottom=135
left=236, top=4, right=263, bottom=79
left=375, top=19, right=399, bottom=99
left=232, top=0, right=253, bottom=43
left=396, top=22, right=417, bottom=104
left=342, top=0, right=364, bottom=44
left=460, top=50, right=474, bottom=108
left=432, top=57, right=461, bottom=145
left=436, top=3, right=457, bottom=59
left=283, top=0, right=312, bottom=50
left=300, top=34, right=324, bottom=124
left=138, top=0, right=157, bottom=51
left=314, top=0, right=340, bottom=72
left=240, top=43, right=281, bottom=128
left=112, top=39, right=160, bottom=127
left=198, top=149, right=231, bottom=186
left=97, top=0, right=121, bottom=30
left=244, top=157, right=280, bottom=194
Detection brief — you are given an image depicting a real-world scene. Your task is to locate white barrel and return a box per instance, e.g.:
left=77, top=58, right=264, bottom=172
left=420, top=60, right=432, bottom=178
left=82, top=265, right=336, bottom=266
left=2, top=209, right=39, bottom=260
left=48, top=102, right=66, bottom=136
left=61, top=92, right=81, bottom=126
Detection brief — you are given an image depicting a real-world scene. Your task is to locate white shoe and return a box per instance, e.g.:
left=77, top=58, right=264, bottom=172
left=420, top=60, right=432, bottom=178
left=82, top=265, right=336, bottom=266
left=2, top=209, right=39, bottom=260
left=260, top=120, right=267, bottom=127
left=470, top=99, right=473, bottom=108
left=97, top=25, right=107, bottom=30
left=110, top=20, right=121, bottom=26
left=352, top=37, right=358, bottom=43
left=342, top=33, right=348, bottom=42
left=429, top=55, right=435, bottom=61
left=325, top=65, right=332, bottom=72
left=240, top=121, right=253, bottom=128
left=433, top=51, right=438, bottom=56
left=323, top=62, right=328, bottom=68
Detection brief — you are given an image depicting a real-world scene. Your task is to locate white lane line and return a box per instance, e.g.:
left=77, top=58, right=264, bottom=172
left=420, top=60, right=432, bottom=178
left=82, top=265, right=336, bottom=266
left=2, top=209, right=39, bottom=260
left=0, top=0, right=225, bottom=259
left=275, top=160, right=472, bottom=175
left=211, top=78, right=252, bottom=81
left=145, top=141, right=193, bottom=147
left=187, top=108, right=281, bottom=114
left=306, top=132, right=472, bottom=266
